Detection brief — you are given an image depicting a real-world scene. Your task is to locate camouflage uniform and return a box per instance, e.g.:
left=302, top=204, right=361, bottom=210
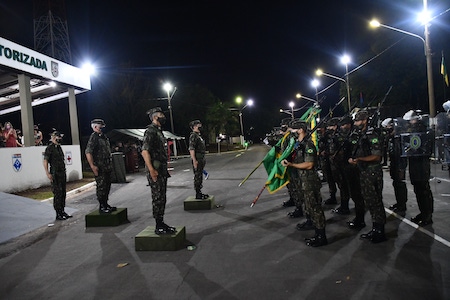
left=282, top=132, right=303, bottom=214
left=85, top=131, right=112, bottom=207
left=291, top=140, right=324, bottom=229
left=44, top=142, right=66, bottom=214
left=142, top=123, right=169, bottom=220
left=353, top=127, right=386, bottom=225
left=328, top=129, right=350, bottom=209
left=318, top=130, right=337, bottom=202
left=189, top=131, right=206, bottom=194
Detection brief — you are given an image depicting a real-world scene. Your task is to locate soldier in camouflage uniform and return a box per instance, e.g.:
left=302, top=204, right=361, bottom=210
left=141, top=107, right=176, bottom=235
left=318, top=123, right=337, bottom=204
left=85, top=119, right=116, bottom=214
left=382, top=118, right=408, bottom=215
left=339, top=116, right=366, bottom=229
left=349, top=111, right=386, bottom=243
left=189, top=120, right=209, bottom=199
left=282, top=119, right=327, bottom=247
left=43, top=131, right=72, bottom=220
left=327, top=117, right=351, bottom=213
left=278, top=118, right=304, bottom=218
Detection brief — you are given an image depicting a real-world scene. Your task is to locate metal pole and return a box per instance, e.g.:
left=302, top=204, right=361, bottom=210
left=424, top=0, right=436, bottom=118
left=167, top=91, right=175, bottom=133
left=291, top=106, right=294, bottom=120
left=345, top=64, right=351, bottom=111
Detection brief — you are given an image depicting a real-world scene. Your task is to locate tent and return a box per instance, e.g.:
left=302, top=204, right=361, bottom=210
left=107, top=129, right=186, bottom=157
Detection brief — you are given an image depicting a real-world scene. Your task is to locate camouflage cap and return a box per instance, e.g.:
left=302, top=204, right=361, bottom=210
left=189, top=119, right=202, bottom=128
left=354, top=110, right=369, bottom=121
left=338, top=116, right=353, bottom=126
left=327, top=117, right=340, bottom=127
left=146, top=107, right=163, bottom=116
left=91, top=118, right=106, bottom=126
left=50, top=130, right=64, bottom=138
left=280, top=118, right=292, bottom=127
left=289, top=119, right=307, bottom=130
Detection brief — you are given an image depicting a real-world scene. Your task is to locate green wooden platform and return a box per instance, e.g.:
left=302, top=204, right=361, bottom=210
left=184, top=195, right=215, bottom=210
left=85, top=208, right=129, bottom=227
left=135, top=226, right=186, bottom=251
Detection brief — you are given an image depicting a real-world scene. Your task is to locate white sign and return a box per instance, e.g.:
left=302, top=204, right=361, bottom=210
left=65, top=151, right=72, bottom=165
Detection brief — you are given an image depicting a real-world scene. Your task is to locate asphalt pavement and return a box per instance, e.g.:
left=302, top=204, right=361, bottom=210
left=0, top=144, right=449, bottom=300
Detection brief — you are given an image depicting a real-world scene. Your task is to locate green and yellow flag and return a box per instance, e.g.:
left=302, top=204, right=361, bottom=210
left=300, top=106, right=321, bottom=150
left=441, top=54, right=449, bottom=87
left=263, top=132, right=295, bottom=194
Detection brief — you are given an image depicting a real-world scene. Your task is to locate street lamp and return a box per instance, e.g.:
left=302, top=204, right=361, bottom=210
left=370, top=2, right=435, bottom=118
left=316, top=68, right=351, bottom=111
left=162, top=82, right=177, bottom=133
left=295, top=93, right=319, bottom=106
left=340, top=54, right=352, bottom=110
left=236, top=97, right=254, bottom=145
left=311, top=79, right=320, bottom=102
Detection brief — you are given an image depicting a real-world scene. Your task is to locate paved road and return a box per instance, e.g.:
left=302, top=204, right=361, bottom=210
left=0, top=144, right=449, bottom=299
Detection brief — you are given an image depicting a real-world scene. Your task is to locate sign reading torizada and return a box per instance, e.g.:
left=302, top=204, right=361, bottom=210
left=0, top=44, right=48, bottom=71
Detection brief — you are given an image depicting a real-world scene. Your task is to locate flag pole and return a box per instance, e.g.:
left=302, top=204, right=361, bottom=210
left=250, top=184, right=267, bottom=207
left=238, top=160, right=263, bottom=187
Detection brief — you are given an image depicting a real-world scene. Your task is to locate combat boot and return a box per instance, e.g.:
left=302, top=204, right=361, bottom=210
left=56, top=211, right=67, bottom=220
left=99, top=203, right=112, bottom=214
left=282, top=198, right=295, bottom=207
left=196, top=192, right=209, bottom=200
left=305, top=229, right=328, bottom=247
left=62, top=211, right=72, bottom=218
left=360, top=223, right=386, bottom=243
left=105, top=203, right=117, bottom=211
left=296, top=218, right=314, bottom=231
left=324, top=193, right=337, bottom=205
left=287, top=207, right=303, bottom=218
left=155, top=219, right=177, bottom=235
left=347, top=218, right=366, bottom=230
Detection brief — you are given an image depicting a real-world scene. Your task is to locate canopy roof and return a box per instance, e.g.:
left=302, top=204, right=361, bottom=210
left=108, top=129, right=185, bottom=142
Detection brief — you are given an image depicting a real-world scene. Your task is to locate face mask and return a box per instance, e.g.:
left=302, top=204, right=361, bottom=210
left=354, top=124, right=364, bottom=131
left=340, top=127, right=349, bottom=134
left=157, top=116, right=166, bottom=125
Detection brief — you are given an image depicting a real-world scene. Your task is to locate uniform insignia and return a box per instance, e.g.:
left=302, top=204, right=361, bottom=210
left=371, top=138, right=379, bottom=144
left=307, top=148, right=314, bottom=154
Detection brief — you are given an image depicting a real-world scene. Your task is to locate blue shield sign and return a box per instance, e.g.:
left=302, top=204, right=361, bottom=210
left=12, top=154, right=22, bottom=172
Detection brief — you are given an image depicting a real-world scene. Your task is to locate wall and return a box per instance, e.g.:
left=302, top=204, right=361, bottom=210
left=0, top=145, right=83, bottom=193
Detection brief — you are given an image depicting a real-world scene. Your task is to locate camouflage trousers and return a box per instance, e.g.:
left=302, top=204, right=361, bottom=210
left=193, top=158, right=206, bottom=193
left=344, top=164, right=365, bottom=218
left=359, top=166, right=386, bottom=224
left=297, top=174, right=325, bottom=229
left=330, top=160, right=350, bottom=204
left=95, top=171, right=112, bottom=205
left=287, top=181, right=303, bottom=208
left=147, top=174, right=168, bottom=220
left=391, top=168, right=407, bottom=207
left=52, top=172, right=67, bottom=213
left=322, top=158, right=337, bottom=195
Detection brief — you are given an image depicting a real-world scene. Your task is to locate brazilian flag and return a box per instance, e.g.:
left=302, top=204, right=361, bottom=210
left=300, top=106, right=321, bottom=150
left=263, top=132, right=296, bottom=193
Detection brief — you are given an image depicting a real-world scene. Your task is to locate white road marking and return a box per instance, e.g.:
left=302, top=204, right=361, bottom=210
left=386, top=207, right=450, bottom=248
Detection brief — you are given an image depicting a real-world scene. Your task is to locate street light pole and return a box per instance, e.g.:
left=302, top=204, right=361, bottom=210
left=340, top=55, right=352, bottom=111
left=235, top=97, right=253, bottom=145
left=163, top=82, right=176, bottom=133
left=289, top=101, right=295, bottom=120
left=370, top=7, right=436, bottom=118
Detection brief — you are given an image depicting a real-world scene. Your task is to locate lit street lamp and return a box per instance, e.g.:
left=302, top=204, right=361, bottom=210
left=280, top=101, right=302, bottom=119
left=370, top=1, right=435, bottom=118
left=316, top=68, right=351, bottom=111
left=295, top=93, right=319, bottom=106
left=236, top=97, right=254, bottom=145
left=311, top=79, right=320, bottom=102
left=340, top=54, right=352, bottom=110
left=162, top=82, right=177, bottom=133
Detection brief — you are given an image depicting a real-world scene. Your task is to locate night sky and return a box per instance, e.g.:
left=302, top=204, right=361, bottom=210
left=1, top=0, right=449, bottom=138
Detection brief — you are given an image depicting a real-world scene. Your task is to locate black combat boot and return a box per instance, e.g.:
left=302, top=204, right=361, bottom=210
left=56, top=210, right=67, bottom=220
left=305, top=228, right=328, bottom=247
left=62, top=211, right=72, bottom=218
left=288, top=207, right=303, bottom=218
left=360, top=223, right=387, bottom=243
left=195, top=191, right=209, bottom=200
left=155, top=218, right=177, bottom=235
left=99, top=201, right=112, bottom=214
left=296, top=217, right=314, bottom=231
left=105, top=203, right=117, bottom=211
left=282, top=198, right=295, bottom=207
left=347, top=217, right=366, bottom=230
left=324, top=193, right=337, bottom=205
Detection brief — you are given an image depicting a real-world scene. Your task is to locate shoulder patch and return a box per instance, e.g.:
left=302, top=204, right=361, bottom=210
left=371, top=138, right=379, bottom=144
left=307, top=148, right=314, bottom=154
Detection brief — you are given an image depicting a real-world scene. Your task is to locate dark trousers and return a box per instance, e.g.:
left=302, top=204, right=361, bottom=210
left=52, top=172, right=67, bottom=213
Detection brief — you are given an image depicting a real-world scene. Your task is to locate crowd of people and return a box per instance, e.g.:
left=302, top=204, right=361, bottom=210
left=277, top=108, right=436, bottom=248
left=0, top=122, right=44, bottom=147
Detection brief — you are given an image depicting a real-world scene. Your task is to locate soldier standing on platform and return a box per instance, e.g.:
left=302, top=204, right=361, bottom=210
left=282, top=119, right=327, bottom=247
left=349, top=111, right=387, bottom=243
left=141, top=107, right=176, bottom=235
left=43, top=131, right=72, bottom=220
left=85, top=119, right=116, bottom=214
left=189, top=119, right=209, bottom=199
left=403, top=110, right=434, bottom=226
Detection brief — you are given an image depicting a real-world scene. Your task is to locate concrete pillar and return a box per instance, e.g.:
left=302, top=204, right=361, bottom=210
left=68, top=87, right=80, bottom=145
left=18, top=74, right=34, bottom=147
